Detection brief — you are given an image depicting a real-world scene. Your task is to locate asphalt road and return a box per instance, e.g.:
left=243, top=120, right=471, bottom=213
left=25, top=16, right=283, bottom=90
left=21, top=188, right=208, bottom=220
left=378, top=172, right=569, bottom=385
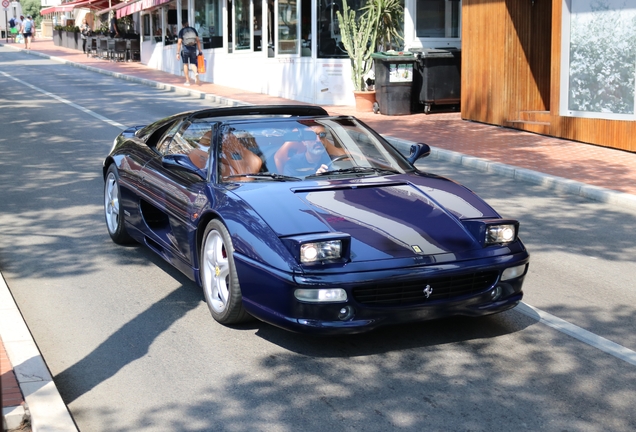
left=1, top=48, right=636, bottom=431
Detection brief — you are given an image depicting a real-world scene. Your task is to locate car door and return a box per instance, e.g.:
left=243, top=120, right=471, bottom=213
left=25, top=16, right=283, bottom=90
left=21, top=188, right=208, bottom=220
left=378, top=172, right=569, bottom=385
left=139, top=122, right=213, bottom=271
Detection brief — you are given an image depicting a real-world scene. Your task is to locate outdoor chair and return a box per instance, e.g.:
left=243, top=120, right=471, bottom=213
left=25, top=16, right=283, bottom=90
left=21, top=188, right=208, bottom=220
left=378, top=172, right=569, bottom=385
left=127, top=39, right=140, bottom=61
left=107, top=39, right=116, bottom=61
left=97, top=38, right=109, bottom=59
left=112, top=40, right=127, bottom=62
left=86, top=38, right=97, bottom=57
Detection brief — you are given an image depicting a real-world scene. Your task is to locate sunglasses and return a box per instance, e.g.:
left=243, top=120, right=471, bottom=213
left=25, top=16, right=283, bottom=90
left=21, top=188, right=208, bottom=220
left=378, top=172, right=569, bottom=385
left=301, top=130, right=327, bottom=140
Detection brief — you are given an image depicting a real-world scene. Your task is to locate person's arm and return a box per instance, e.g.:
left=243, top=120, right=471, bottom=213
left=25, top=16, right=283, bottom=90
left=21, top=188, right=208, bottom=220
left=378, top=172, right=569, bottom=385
left=197, top=36, right=202, bottom=54
left=176, top=37, right=182, bottom=59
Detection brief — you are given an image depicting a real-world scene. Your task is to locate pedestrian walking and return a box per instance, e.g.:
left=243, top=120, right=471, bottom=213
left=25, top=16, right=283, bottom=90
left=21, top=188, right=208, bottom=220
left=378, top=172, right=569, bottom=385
left=15, top=15, right=24, bottom=44
left=79, top=18, right=91, bottom=53
left=21, top=15, right=34, bottom=49
left=176, top=20, right=202, bottom=86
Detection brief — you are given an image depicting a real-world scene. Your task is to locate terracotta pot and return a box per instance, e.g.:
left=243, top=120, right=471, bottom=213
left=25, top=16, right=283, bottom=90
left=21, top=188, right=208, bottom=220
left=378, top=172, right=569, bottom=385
left=353, top=90, right=376, bottom=112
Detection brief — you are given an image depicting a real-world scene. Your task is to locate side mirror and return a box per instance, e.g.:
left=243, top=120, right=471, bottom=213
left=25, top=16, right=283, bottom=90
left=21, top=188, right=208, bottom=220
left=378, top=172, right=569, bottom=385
left=407, top=143, right=431, bottom=164
left=162, top=154, right=206, bottom=178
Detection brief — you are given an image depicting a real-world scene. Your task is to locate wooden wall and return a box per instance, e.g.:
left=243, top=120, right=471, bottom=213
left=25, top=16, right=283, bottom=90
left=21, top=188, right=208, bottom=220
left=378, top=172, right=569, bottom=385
left=461, top=0, right=636, bottom=152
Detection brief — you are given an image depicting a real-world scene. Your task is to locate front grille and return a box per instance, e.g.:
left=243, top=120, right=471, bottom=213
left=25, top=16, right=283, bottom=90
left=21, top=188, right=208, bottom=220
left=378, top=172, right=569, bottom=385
left=352, top=271, right=499, bottom=306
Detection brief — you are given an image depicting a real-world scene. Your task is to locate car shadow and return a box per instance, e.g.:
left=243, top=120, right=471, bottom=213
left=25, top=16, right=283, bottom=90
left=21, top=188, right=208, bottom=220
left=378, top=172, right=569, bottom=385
left=250, top=306, right=536, bottom=358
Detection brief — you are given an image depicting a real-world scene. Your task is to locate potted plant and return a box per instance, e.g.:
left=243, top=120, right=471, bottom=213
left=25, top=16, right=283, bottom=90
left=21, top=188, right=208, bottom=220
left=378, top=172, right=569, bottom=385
left=53, top=25, right=63, bottom=46
left=337, top=0, right=379, bottom=111
left=72, top=25, right=81, bottom=50
left=337, top=0, right=404, bottom=111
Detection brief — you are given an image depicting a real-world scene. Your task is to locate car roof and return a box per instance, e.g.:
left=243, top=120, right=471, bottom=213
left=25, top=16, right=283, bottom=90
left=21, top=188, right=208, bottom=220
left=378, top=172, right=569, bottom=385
left=188, top=105, right=329, bottom=122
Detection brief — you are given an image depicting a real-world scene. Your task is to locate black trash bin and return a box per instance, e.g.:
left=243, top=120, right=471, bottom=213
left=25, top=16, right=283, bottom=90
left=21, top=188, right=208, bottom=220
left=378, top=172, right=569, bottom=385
left=410, top=48, right=461, bottom=114
left=371, top=52, right=416, bottom=116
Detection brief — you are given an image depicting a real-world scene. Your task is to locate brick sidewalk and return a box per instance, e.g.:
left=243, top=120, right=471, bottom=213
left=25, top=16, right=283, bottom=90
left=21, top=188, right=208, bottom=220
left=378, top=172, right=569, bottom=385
left=1, top=339, right=24, bottom=408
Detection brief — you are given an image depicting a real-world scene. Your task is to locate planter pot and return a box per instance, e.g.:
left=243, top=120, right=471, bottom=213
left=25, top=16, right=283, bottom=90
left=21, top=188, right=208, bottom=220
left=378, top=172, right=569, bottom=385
left=54, top=30, right=62, bottom=46
left=353, top=90, right=377, bottom=112
left=61, top=31, right=67, bottom=47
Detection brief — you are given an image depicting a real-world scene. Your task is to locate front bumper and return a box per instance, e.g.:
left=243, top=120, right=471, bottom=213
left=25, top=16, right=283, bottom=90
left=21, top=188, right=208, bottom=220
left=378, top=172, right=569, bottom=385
left=237, top=252, right=529, bottom=335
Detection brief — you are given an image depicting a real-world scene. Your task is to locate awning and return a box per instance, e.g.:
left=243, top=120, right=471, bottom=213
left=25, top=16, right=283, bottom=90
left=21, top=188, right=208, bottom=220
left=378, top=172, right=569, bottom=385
left=95, top=1, right=128, bottom=16
left=40, top=0, right=111, bottom=15
left=116, top=0, right=172, bottom=18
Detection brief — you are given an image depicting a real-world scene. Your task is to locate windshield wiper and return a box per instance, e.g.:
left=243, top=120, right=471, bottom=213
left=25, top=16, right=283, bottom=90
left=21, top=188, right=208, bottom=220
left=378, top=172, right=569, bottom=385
left=224, top=172, right=301, bottom=181
left=313, top=166, right=400, bottom=177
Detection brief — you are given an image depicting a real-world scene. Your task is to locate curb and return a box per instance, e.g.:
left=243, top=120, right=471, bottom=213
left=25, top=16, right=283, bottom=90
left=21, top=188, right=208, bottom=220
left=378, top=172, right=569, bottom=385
left=0, top=275, right=78, bottom=432
left=386, top=137, right=636, bottom=210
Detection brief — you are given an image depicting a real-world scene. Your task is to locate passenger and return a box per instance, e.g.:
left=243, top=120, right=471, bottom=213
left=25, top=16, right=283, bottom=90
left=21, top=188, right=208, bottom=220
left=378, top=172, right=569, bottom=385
left=283, top=126, right=331, bottom=177
left=188, top=131, right=211, bottom=169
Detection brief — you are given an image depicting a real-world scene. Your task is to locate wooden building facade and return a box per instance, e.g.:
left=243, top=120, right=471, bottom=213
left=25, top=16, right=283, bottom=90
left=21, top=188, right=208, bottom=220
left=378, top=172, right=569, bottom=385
left=461, top=0, right=636, bottom=152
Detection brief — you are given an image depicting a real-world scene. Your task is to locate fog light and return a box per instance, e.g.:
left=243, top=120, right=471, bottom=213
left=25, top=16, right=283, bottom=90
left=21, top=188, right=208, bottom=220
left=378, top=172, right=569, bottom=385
left=338, top=306, right=355, bottom=321
left=501, top=264, right=527, bottom=281
left=294, top=288, right=347, bottom=303
left=490, top=286, right=502, bottom=301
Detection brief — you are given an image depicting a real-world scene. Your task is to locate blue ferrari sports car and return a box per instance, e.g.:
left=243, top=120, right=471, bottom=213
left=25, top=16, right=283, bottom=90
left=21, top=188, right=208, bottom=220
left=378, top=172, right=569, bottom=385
left=103, top=105, right=529, bottom=334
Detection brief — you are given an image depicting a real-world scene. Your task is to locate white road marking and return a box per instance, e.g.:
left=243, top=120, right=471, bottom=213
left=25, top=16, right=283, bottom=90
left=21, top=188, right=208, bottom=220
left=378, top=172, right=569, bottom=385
left=0, top=71, right=126, bottom=130
left=516, top=302, right=636, bottom=367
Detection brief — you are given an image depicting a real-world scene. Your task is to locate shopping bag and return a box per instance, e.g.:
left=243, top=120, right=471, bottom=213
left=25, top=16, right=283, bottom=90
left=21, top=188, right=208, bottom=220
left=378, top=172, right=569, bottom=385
left=16, top=34, right=24, bottom=43
left=197, top=54, right=206, bottom=74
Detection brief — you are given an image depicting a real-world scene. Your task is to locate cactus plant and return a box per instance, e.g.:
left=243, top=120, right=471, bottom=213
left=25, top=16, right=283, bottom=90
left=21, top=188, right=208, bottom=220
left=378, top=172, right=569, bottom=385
left=337, top=0, right=380, bottom=91
left=337, top=0, right=404, bottom=92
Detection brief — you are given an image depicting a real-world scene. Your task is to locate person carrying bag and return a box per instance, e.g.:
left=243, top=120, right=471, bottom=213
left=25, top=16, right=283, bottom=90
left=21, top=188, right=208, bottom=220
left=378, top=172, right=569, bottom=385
left=176, top=20, right=203, bottom=86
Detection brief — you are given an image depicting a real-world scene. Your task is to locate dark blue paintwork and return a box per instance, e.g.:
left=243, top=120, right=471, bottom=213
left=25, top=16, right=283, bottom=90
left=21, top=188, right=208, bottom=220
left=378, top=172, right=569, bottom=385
left=103, top=105, right=529, bottom=334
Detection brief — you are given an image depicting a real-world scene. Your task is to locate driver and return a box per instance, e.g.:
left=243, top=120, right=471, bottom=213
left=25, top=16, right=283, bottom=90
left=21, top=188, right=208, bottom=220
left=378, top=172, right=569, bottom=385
left=283, top=126, right=331, bottom=177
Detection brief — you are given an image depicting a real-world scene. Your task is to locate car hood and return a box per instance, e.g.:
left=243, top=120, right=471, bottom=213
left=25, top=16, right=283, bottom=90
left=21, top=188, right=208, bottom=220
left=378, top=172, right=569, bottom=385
left=231, top=175, right=501, bottom=261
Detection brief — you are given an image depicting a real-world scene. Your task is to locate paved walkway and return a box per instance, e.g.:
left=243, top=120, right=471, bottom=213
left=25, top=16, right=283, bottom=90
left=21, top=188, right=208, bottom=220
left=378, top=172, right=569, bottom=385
left=1, top=37, right=636, bottom=431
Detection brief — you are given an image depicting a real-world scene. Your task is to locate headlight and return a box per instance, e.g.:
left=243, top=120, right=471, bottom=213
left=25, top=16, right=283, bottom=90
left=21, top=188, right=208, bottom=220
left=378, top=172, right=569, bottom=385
left=485, top=224, right=517, bottom=245
left=294, top=288, right=347, bottom=303
left=300, top=240, right=342, bottom=264
left=281, top=233, right=350, bottom=265
left=462, top=219, right=520, bottom=247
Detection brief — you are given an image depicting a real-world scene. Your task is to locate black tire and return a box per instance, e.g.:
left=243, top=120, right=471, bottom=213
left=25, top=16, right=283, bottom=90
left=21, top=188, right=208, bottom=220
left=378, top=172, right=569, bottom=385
left=104, top=165, right=134, bottom=244
left=200, top=219, right=251, bottom=324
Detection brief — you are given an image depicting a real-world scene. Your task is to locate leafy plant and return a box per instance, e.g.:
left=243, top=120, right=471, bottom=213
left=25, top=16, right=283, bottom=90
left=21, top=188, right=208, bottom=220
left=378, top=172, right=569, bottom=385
left=363, top=0, right=404, bottom=51
left=337, top=0, right=380, bottom=91
left=337, top=0, right=405, bottom=91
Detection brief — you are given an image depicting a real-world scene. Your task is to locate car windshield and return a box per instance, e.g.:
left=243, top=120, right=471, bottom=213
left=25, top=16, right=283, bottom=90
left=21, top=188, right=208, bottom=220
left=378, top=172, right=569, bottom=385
left=217, top=117, right=414, bottom=182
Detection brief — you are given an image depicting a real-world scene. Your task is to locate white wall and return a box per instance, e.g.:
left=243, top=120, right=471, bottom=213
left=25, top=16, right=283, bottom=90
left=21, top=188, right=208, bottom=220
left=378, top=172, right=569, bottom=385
left=141, top=40, right=356, bottom=106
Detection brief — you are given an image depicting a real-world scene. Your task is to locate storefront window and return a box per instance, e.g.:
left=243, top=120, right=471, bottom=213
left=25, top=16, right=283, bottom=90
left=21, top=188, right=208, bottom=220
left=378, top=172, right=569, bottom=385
left=560, top=0, right=636, bottom=119
left=278, top=0, right=298, bottom=54
left=316, top=0, right=363, bottom=58
left=151, top=10, right=161, bottom=42
left=300, top=0, right=311, bottom=56
left=195, top=0, right=224, bottom=48
left=234, top=0, right=253, bottom=50
left=143, top=14, right=151, bottom=39
left=415, top=0, right=460, bottom=38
